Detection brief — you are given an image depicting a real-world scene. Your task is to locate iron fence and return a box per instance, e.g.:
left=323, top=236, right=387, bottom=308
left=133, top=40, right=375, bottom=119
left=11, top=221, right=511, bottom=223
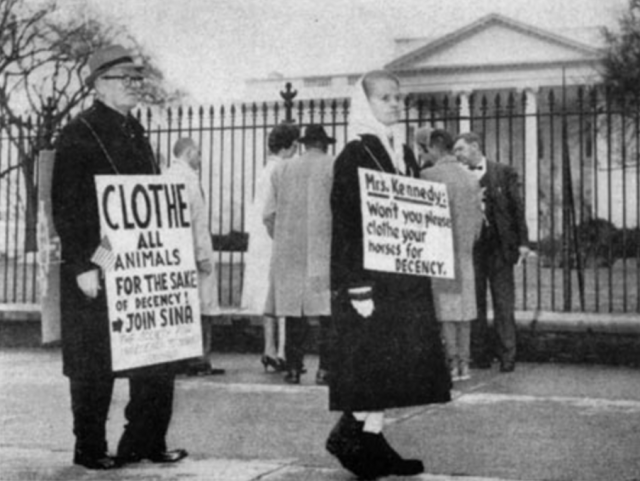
left=1, top=83, right=639, bottom=314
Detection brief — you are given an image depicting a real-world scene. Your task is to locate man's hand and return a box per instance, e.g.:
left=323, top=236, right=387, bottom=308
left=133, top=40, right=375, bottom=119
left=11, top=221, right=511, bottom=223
left=77, top=270, right=100, bottom=298
left=197, top=259, right=213, bottom=275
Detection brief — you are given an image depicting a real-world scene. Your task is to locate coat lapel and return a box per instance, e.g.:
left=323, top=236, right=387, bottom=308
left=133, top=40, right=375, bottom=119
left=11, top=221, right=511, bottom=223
left=360, top=134, right=400, bottom=175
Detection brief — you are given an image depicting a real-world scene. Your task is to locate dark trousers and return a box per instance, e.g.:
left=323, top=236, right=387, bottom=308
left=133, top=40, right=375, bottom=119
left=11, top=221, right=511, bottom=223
left=473, top=249, right=517, bottom=365
left=318, top=315, right=337, bottom=372
left=285, top=317, right=310, bottom=372
left=70, top=377, right=114, bottom=457
left=69, top=374, right=175, bottom=458
left=117, top=375, right=175, bottom=457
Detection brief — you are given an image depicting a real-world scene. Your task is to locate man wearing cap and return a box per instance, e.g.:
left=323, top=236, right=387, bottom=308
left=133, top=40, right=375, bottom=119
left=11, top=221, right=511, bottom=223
left=51, top=45, right=187, bottom=470
left=263, top=124, right=336, bottom=384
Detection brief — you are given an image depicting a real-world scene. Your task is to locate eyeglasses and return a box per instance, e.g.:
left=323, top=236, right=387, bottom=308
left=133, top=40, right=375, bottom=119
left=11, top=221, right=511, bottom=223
left=100, top=75, right=145, bottom=89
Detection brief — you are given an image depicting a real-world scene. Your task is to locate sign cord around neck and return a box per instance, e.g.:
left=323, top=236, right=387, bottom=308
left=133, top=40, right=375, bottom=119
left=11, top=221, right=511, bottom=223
left=80, top=117, right=121, bottom=174
left=363, top=143, right=400, bottom=176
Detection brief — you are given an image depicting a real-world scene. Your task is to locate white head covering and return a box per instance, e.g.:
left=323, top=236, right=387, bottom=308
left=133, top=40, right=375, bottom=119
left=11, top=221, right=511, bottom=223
left=349, top=75, right=406, bottom=174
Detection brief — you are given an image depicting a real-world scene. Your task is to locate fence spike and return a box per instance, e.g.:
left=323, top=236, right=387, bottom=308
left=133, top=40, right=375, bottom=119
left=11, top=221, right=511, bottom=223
left=507, top=91, right=516, bottom=111
left=429, top=95, right=437, bottom=112
left=589, top=87, right=598, bottom=109
left=577, top=86, right=584, bottom=109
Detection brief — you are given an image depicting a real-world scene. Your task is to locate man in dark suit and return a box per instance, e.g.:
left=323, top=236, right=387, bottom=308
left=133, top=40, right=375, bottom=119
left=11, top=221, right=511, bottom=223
left=453, top=132, right=530, bottom=373
left=52, top=45, right=187, bottom=470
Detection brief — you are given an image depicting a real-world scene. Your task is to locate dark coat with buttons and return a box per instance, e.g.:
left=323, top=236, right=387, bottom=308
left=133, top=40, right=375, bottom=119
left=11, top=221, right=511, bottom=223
left=51, top=101, right=161, bottom=379
left=328, top=134, right=452, bottom=412
left=477, top=160, right=529, bottom=265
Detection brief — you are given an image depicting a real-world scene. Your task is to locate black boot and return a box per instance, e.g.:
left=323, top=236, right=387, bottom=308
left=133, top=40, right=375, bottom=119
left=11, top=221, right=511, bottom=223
left=374, top=433, right=424, bottom=476
left=326, top=414, right=389, bottom=480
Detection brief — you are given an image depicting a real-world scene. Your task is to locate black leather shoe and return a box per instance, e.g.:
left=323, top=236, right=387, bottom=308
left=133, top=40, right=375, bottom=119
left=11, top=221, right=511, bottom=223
left=115, top=452, right=143, bottom=465
left=471, top=358, right=492, bottom=369
left=147, top=449, right=189, bottom=463
left=73, top=453, right=119, bottom=470
left=500, top=361, right=515, bottom=373
left=284, top=370, right=301, bottom=384
left=315, top=369, right=330, bottom=385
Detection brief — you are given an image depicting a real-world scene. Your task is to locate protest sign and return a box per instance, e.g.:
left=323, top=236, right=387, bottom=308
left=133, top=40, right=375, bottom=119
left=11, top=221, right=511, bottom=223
left=358, top=168, right=454, bottom=278
left=95, top=175, right=202, bottom=372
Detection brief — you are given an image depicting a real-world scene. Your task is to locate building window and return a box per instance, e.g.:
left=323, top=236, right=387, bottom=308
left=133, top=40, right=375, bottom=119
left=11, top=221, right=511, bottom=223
left=303, top=77, right=332, bottom=88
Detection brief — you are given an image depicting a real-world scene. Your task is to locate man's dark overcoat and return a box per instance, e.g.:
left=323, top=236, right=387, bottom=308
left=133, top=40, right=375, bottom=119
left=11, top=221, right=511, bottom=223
left=478, top=160, right=529, bottom=265
left=473, top=159, right=529, bottom=365
left=329, top=134, right=451, bottom=412
left=52, top=101, right=160, bottom=379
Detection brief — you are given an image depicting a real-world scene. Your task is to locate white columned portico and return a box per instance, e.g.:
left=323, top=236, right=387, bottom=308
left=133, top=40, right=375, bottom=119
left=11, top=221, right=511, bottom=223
left=523, top=87, right=539, bottom=241
left=457, top=91, right=471, bottom=133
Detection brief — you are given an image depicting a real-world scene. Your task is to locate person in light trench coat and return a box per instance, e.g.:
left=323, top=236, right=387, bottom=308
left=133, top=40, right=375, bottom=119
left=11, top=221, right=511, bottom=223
left=166, top=138, right=223, bottom=376
left=262, top=125, right=335, bottom=383
left=242, top=123, right=300, bottom=373
left=420, top=128, right=484, bottom=382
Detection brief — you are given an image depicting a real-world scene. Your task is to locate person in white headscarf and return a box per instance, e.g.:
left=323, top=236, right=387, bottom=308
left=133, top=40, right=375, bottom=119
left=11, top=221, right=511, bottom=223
left=325, top=70, right=452, bottom=480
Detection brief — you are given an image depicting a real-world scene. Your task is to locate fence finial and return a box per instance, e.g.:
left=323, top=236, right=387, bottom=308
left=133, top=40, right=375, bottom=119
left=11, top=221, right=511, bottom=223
left=280, top=82, right=298, bottom=122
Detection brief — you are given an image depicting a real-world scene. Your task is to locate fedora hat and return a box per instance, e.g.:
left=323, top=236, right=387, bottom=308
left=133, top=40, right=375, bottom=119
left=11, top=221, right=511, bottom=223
left=298, top=125, right=336, bottom=145
left=85, top=45, right=144, bottom=88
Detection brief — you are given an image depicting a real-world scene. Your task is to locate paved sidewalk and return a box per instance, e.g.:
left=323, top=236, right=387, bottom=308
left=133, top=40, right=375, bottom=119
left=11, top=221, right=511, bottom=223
left=1, top=349, right=639, bottom=480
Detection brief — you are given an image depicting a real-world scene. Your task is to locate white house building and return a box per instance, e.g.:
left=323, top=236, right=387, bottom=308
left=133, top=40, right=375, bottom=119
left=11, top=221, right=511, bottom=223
left=244, top=13, right=638, bottom=238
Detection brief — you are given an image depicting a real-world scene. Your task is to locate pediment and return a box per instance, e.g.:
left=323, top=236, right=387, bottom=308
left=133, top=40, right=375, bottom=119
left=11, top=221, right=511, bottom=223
left=386, top=14, right=601, bottom=71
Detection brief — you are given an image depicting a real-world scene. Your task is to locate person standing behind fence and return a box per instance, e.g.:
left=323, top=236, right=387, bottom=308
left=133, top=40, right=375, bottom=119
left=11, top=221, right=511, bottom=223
left=421, top=129, right=483, bottom=382
left=414, top=125, right=436, bottom=170
left=241, top=123, right=300, bottom=373
left=166, top=138, right=225, bottom=376
left=326, top=70, right=451, bottom=480
left=453, top=131, right=530, bottom=373
left=263, top=124, right=335, bottom=385
left=51, top=45, right=187, bottom=470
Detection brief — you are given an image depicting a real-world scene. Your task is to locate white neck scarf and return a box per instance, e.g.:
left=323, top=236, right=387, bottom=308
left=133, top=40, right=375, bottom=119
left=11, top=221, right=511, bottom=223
left=349, top=77, right=406, bottom=174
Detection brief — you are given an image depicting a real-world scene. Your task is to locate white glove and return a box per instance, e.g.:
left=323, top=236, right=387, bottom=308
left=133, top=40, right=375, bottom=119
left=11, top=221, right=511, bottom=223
left=77, top=269, right=100, bottom=299
left=349, top=286, right=374, bottom=319
left=351, top=298, right=374, bottom=318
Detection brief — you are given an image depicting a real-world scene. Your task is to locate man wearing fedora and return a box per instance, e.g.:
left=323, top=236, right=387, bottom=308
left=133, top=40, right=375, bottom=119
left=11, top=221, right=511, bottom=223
left=263, top=124, right=337, bottom=384
left=51, top=45, right=187, bottom=470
